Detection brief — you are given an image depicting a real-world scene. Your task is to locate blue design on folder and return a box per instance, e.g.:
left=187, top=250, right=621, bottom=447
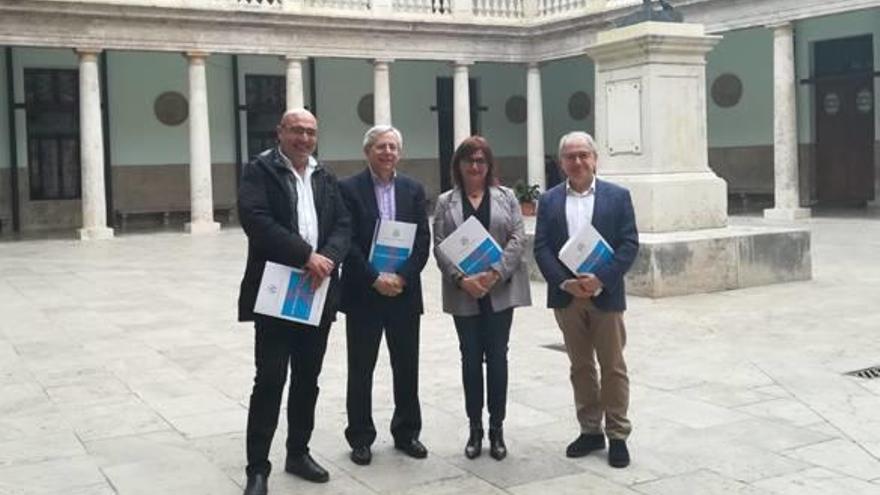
left=459, top=238, right=503, bottom=275
left=576, top=241, right=614, bottom=274
left=370, top=245, right=411, bottom=273
left=281, top=271, right=315, bottom=320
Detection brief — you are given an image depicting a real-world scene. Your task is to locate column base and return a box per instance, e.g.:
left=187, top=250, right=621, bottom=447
left=78, top=226, right=115, bottom=241
left=763, top=207, right=811, bottom=221
left=185, top=221, right=221, bottom=234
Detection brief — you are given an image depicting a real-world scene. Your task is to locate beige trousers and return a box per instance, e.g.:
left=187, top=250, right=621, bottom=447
left=553, top=297, right=631, bottom=440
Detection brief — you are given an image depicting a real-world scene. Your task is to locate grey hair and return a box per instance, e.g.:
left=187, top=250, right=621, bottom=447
left=362, top=125, right=403, bottom=153
left=558, top=131, right=598, bottom=157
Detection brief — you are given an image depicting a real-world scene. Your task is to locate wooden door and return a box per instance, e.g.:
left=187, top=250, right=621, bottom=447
left=814, top=35, right=875, bottom=204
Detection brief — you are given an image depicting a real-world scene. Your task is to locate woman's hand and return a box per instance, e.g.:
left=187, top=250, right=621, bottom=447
left=460, top=275, right=490, bottom=299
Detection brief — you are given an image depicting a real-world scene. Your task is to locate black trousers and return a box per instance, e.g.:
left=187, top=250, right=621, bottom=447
left=245, top=318, right=330, bottom=477
left=452, top=308, right=514, bottom=429
left=344, top=303, right=422, bottom=448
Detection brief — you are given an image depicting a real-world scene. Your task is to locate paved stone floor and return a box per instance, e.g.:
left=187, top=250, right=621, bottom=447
left=1, top=211, right=880, bottom=494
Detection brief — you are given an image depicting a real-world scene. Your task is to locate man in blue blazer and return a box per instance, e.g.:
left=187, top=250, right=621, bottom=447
left=339, top=125, right=431, bottom=466
left=534, top=131, right=639, bottom=468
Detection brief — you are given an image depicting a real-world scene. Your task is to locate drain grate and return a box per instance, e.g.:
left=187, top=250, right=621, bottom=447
left=845, top=366, right=880, bottom=379
left=542, top=343, right=567, bottom=353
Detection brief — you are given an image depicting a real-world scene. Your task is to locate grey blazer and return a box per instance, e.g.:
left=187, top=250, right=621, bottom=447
left=433, top=185, right=532, bottom=316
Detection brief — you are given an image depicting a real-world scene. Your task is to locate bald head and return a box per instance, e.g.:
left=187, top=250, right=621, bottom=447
left=277, top=108, right=318, bottom=169
left=281, top=108, right=317, bottom=126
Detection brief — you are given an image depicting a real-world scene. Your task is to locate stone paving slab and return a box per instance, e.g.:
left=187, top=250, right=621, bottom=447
left=1, top=213, right=880, bottom=493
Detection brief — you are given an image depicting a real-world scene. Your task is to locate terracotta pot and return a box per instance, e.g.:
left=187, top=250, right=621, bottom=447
left=520, top=201, right=536, bottom=216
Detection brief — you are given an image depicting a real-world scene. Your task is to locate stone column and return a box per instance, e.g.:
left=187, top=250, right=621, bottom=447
left=526, top=62, right=546, bottom=191
left=76, top=48, right=113, bottom=241
left=285, top=55, right=306, bottom=111
left=765, top=22, right=810, bottom=220
left=453, top=61, right=472, bottom=147
left=185, top=51, right=220, bottom=234
left=373, top=58, right=393, bottom=126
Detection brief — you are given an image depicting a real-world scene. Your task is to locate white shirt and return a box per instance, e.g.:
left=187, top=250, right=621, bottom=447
left=279, top=149, right=320, bottom=250
left=565, top=177, right=596, bottom=239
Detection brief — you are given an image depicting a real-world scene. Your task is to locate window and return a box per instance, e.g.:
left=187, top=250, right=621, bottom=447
left=25, top=69, right=80, bottom=200
left=245, top=75, right=285, bottom=159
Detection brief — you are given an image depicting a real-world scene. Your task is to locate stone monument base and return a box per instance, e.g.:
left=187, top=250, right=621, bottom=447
left=626, top=225, right=811, bottom=297
left=522, top=220, right=812, bottom=298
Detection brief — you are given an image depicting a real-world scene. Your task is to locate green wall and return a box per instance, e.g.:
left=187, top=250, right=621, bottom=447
left=314, top=58, right=372, bottom=161
left=471, top=62, right=527, bottom=157
left=542, top=56, right=595, bottom=153
left=706, top=28, right=774, bottom=148
left=108, top=51, right=235, bottom=166
left=388, top=60, right=446, bottom=161
left=795, top=9, right=880, bottom=143
left=0, top=49, right=8, bottom=170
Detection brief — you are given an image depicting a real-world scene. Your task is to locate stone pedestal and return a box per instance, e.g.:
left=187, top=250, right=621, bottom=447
left=579, top=22, right=812, bottom=297
left=588, top=22, right=727, bottom=233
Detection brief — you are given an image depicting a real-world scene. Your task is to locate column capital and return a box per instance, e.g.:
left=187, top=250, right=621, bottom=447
left=451, top=60, right=475, bottom=68
left=185, top=51, right=210, bottom=61
left=526, top=61, right=546, bottom=70
left=75, top=47, right=102, bottom=58
left=372, top=58, right=395, bottom=65
left=283, top=54, right=308, bottom=63
left=766, top=21, right=793, bottom=30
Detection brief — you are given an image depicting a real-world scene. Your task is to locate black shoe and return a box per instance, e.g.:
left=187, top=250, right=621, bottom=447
left=243, top=473, right=267, bottom=495
left=566, top=433, right=606, bottom=458
left=350, top=445, right=372, bottom=466
left=284, top=453, right=329, bottom=483
left=394, top=438, right=428, bottom=459
left=465, top=425, right=483, bottom=459
left=608, top=439, right=630, bottom=468
left=488, top=428, right=507, bottom=461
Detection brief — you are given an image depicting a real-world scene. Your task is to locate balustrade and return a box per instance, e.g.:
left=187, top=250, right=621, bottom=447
left=473, top=0, right=524, bottom=18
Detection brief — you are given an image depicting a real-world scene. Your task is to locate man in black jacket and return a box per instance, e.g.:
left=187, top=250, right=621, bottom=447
left=238, top=109, right=350, bottom=495
left=339, top=125, right=430, bottom=465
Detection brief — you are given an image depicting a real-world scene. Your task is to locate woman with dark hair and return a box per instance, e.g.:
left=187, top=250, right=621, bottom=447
left=433, top=136, right=532, bottom=460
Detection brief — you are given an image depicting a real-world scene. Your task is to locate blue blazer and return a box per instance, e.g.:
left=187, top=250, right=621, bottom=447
left=339, top=168, right=430, bottom=314
left=533, top=179, right=639, bottom=312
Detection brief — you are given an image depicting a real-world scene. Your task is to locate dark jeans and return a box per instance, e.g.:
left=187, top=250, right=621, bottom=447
left=345, top=304, right=422, bottom=448
left=453, top=308, right=514, bottom=429
left=245, top=318, right=330, bottom=477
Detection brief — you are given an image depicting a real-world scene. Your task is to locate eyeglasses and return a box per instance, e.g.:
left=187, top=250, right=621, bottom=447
left=280, top=125, right=317, bottom=137
left=461, top=157, right=488, bottom=167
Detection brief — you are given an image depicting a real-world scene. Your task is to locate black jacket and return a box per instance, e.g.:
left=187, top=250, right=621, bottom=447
left=339, top=169, right=430, bottom=314
left=237, top=148, right=351, bottom=324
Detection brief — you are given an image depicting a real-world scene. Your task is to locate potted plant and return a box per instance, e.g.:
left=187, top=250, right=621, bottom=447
left=513, top=180, right=540, bottom=216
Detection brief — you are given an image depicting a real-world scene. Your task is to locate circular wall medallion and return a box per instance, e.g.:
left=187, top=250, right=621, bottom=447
left=357, top=94, right=374, bottom=126
left=856, top=88, right=873, bottom=114
left=711, top=73, right=743, bottom=108
left=153, top=91, right=188, bottom=126
left=505, top=95, right=527, bottom=124
left=823, top=92, right=840, bottom=115
left=568, top=91, right=592, bottom=120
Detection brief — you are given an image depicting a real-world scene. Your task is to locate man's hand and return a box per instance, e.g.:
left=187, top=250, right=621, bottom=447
left=562, top=278, right=592, bottom=299
left=373, top=273, right=403, bottom=297
left=460, top=275, right=490, bottom=299
left=578, top=273, right=603, bottom=295
left=305, top=252, right=334, bottom=288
